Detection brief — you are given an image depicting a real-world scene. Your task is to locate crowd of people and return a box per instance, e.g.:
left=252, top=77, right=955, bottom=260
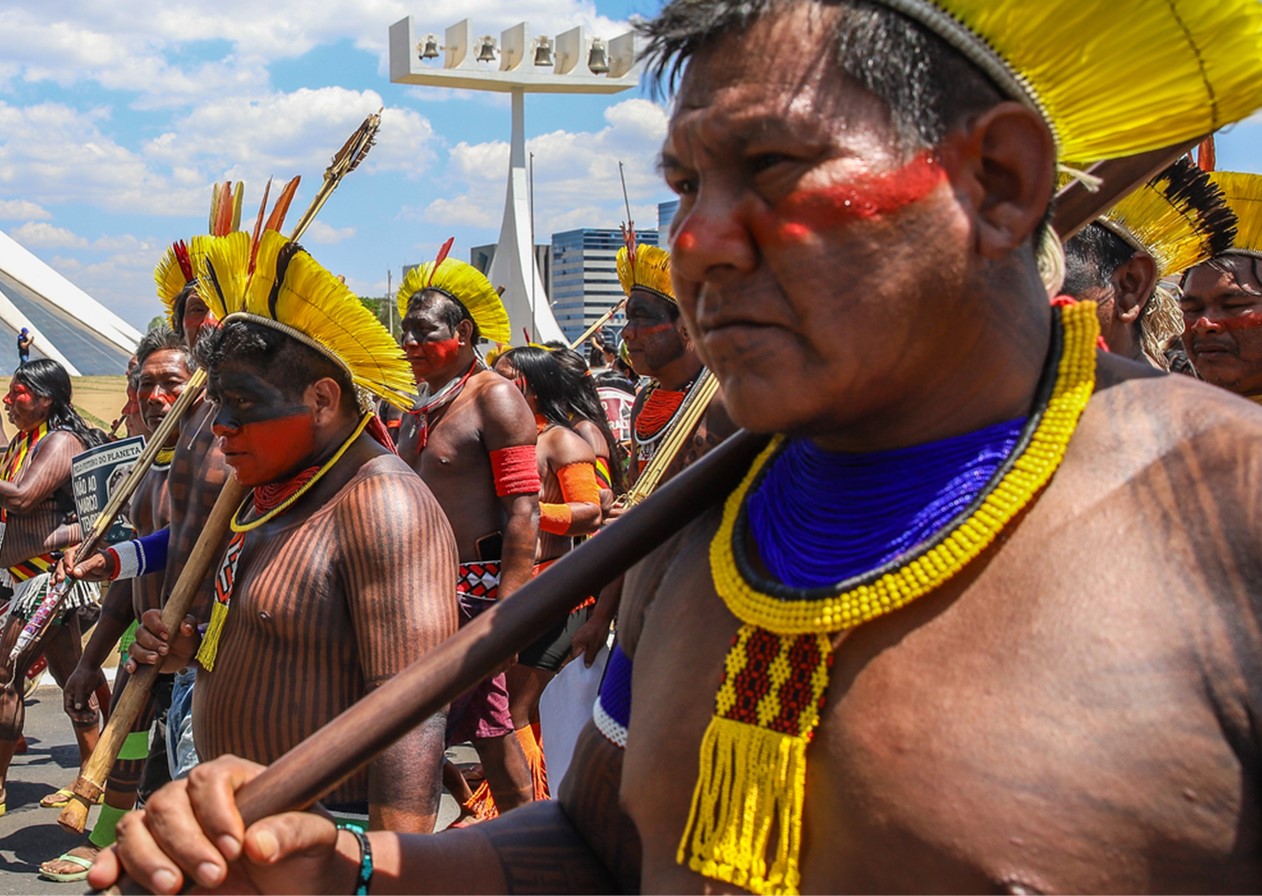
left=0, top=0, right=1259, bottom=891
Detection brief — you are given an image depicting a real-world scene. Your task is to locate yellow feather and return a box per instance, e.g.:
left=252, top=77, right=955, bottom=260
left=1094, top=158, right=1236, bottom=278
left=616, top=244, right=675, bottom=304
left=396, top=258, right=512, bottom=346
left=883, top=0, right=1262, bottom=161
left=198, top=230, right=414, bottom=410
left=1210, top=172, right=1262, bottom=256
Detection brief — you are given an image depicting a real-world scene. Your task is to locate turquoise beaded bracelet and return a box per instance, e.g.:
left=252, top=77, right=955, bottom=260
left=336, top=821, right=374, bottom=895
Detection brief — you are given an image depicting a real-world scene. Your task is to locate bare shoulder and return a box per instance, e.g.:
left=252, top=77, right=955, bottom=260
left=540, top=425, right=597, bottom=467
left=619, top=505, right=720, bottom=658
left=469, top=367, right=534, bottom=446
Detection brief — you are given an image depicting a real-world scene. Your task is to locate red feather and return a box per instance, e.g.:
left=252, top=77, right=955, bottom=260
left=173, top=240, right=194, bottom=283
left=428, top=236, right=455, bottom=286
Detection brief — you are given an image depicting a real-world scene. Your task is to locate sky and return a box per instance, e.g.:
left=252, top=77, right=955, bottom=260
left=0, top=0, right=1259, bottom=333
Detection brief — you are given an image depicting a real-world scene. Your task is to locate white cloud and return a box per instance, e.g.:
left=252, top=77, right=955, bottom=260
left=0, top=199, right=51, bottom=220
left=419, top=96, right=669, bottom=239
left=11, top=221, right=88, bottom=248
left=303, top=220, right=356, bottom=244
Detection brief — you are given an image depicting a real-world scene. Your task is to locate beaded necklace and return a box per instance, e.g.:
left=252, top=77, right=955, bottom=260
left=408, top=360, right=479, bottom=451
left=678, top=301, right=1098, bottom=896
left=634, top=368, right=702, bottom=468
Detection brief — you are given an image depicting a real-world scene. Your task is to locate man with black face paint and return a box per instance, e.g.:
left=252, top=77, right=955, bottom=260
left=127, top=231, right=457, bottom=834
left=395, top=253, right=538, bottom=818
left=619, top=243, right=734, bottom=485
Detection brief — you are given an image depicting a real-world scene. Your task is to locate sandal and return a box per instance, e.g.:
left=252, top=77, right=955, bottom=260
left=39, top=848, right=98, bottom=883
left=39, top=787, right=74, bottom=809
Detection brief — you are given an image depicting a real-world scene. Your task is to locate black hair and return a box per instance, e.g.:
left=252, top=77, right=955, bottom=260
left=171, top=282, right=198, bottom=340
left=549, top=346, right=628, bottom=493
left=196, top=318, right=356, bottom=413
left=640, top=0, right=1003, bottom=152
left=1062, top=223, right=1136, bottom=297
left=135, top=324, right=195, bottom=372
left=502, top=347, right=573, bottom=431
left=406, top=289, right=482, bottom=343
left=13, top=358, right=105, bottom=448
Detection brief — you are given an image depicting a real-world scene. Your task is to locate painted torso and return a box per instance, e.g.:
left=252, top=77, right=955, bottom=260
left=618, top=366, right=1262, bottom=892
left=162, top=399, right=229, bottom=621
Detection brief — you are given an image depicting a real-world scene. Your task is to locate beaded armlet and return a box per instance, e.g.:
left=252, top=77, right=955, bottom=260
left=677, top=302, right=1098, bottom=895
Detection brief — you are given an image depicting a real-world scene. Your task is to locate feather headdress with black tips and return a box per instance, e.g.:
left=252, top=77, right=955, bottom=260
left=395, top=238, right=513, bottom=346
left=1096, top=157, right=1237, bottom=280
left=154, top=177, right=301, bottom=330
left=1208, top=172, right=1262, bottom=260
left=864, top=0, right=1262, bottom=163
left=197, top=229, right=415, bottom=411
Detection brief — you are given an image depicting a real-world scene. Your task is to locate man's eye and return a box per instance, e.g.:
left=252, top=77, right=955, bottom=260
left=749, top=152, right=790, bottom=174
left=667, top=175, right=697, bottom=197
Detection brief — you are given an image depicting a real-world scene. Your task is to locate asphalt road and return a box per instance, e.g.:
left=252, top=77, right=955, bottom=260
left=0, top=684, right=467, bottom=893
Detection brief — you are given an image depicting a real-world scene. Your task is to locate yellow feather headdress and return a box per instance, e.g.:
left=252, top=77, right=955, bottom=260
left=616, top=244, right=675, bottom=305
left=1096, top=157, right=1237, bottom=279
left=1209, top=172, right=1262, bottom=259
left=198, top=229, right=415, bottom=410
left=395, top=245, right=512, bottom=346
left=154, top=236, right=217, bottom=330
left=874, top=0, right=1262, bottom=161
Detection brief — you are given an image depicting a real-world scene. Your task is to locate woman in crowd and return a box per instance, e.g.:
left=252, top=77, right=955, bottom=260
left=0, top=359, right=105, bottom=815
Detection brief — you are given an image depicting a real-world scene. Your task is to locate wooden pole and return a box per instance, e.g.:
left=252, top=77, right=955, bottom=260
left=1051, top=138, right=1202, bottom=240
left=5, top=370, right=208, bottom=676
left=59, top=478, right=248, bottom=834
left=211, top=430, right=766, bottom=826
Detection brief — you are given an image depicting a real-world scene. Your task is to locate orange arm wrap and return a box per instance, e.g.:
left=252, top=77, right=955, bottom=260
left=490, top=445, right=541, bottom=497
left=539, top=462, right=600, bottom=535
left=539, top=502, right=573, bottom=535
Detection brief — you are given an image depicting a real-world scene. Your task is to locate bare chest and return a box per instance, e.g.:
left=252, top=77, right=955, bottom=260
left=620, top=507, right=1258, bottom=892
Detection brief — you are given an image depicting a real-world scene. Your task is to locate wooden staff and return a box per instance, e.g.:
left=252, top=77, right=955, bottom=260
left=209, top=146, right=1200, bottom=815
left=621, top=368, right=719, bottom=507
left=1051, top=137, right=1203, bottom=240
left=59, top=478, right=248, bottom=834
left=568, top=298, right=625, bottom=351
left=5, top=369, right=208, bottom=673
left=288, top=110, right=381, bottom=242
left=175, top=430, right=767, bottom=839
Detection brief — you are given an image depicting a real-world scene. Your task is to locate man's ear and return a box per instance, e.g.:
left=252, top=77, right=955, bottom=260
left=942, top=101, right=1055, bottom=259
left=457, top=318, right=476, bottom=346
left=308, top=377, right=343, bottom=425
left=1112, top=252, right=1159, bottom=323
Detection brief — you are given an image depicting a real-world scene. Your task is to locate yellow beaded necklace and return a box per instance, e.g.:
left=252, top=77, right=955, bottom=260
left=230, top=413, right=372, bottom=534
left=678, top=301, right=1098, bottom=896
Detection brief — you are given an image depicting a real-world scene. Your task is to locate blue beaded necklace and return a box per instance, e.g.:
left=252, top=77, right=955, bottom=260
left=746, top=417, right=1026, bottom=589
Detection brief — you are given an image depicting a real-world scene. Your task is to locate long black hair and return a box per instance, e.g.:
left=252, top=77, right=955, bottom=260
left=539, top=346, right=627, bottom=494
left=13, top=358, right=106, bottom=448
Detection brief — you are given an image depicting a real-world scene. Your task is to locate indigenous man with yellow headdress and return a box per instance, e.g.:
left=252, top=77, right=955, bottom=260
left=1180, top=172, right=1262, bottom=401
left=126, top=230, right=458, bottom=835
left=394, top=251, right=538, bottom=817
left=1063, top=157, right=1236, bottom=369
left=93, top=0, right=1262, bottom=891
left=618, top=243, right=734, bottom=483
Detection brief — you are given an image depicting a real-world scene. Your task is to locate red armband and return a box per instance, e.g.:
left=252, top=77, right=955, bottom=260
left=490, top=445, right=541, bottom=497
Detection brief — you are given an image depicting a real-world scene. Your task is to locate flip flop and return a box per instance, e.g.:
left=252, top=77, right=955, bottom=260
left=38, top=788, right=74, bottom=809
left=39, top=851, right=95, bottom=883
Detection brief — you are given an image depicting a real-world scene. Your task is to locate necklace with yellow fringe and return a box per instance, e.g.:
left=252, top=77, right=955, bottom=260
left=197, top=413, right=372, bottom=671
left=677, top=301, right=1098, bottom=896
